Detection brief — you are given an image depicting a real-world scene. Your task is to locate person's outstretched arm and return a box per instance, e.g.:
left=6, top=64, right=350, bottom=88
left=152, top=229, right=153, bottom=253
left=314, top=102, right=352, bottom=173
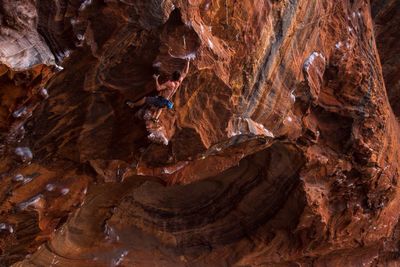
left=179, top=59, right=190, bottom=83
left=153, top=74, right=166, bottom=91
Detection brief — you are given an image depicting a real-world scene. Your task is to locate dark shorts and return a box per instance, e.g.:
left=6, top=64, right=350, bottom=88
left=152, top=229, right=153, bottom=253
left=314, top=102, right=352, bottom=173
left=146, top=96, right=173, bottom=109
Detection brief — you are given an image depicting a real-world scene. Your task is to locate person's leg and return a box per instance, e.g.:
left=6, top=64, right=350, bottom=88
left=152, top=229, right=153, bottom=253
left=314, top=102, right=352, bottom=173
left=152, top=97, right=171, bottom=121
left=153, top=109, right=162, bottom=120
left=153, top=98, right=174, bottom=121
left=126, top=97, right=146, bottom=108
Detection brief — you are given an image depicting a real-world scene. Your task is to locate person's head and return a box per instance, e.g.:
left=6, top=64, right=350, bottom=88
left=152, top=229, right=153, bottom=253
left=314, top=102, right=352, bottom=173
left=172, top=71, right=181, bottom=81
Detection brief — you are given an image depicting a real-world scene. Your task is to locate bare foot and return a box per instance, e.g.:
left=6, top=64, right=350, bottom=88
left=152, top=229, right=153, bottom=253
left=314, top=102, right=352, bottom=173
left=126, top=100, right=135, bottom=108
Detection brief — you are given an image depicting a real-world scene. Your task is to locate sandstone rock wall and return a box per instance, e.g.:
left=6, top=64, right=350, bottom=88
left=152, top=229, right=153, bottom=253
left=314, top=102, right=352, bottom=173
left=0, top=0, right=399, bottom=266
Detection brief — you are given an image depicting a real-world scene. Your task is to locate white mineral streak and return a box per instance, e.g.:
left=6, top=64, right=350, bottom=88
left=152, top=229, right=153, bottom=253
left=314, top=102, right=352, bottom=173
left=18, top=195, right=43, bottom=210
left=162, top=161, right=188, bottom=175
left=303, top=52, right=325, bottom=72
left=79, top=0, right=92, bottom=11
left=227, top=116, right=274, bottom=138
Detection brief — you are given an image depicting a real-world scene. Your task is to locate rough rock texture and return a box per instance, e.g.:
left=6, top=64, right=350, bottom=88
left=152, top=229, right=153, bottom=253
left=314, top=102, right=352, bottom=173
left=372, top=0, right=400, bottom=117
left=0, top=0, right=399, bottom=266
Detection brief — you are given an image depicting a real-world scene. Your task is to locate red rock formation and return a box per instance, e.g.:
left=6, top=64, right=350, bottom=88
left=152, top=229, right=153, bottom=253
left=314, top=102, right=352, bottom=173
left=0, top=0, right=399, bottom=266
left=372, top=0, right=400, bottom=117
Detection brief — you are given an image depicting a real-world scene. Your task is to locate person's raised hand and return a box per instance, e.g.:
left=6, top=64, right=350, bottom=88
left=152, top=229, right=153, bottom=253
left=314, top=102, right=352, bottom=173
left=153, top=74, right=159, bottom=80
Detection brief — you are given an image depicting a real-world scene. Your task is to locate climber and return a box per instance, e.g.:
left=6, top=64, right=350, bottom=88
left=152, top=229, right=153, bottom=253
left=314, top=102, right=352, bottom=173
left=126, top=59, right=190, bottom=121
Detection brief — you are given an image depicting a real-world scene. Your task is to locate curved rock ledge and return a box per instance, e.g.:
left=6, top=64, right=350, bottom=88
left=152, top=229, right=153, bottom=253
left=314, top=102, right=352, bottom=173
left=0, top=0, right=399, bottom=266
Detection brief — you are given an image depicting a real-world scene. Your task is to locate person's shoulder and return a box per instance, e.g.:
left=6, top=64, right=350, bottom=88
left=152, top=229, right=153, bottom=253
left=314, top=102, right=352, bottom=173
left=169, top=80, right=179, bottom=86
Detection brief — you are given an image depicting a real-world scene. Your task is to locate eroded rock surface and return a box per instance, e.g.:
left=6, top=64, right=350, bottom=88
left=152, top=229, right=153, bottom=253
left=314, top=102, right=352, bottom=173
left=0, top=0, right=399, bottom=266
left=372, top=0, right=400, bottom=117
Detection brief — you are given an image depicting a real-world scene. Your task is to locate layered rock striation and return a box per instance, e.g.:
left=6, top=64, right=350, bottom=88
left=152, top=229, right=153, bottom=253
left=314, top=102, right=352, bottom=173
left=0, top=0, right=399, bottom=266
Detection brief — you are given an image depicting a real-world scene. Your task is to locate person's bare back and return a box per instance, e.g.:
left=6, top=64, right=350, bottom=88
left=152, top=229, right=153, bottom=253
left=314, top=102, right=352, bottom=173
left=126, top=59, right=190, bottom=121
left=157, top=80, right=180, bottom=100
left=150, top=59, right=190, bottom=119
left=154, top=60, right=189, bottom=98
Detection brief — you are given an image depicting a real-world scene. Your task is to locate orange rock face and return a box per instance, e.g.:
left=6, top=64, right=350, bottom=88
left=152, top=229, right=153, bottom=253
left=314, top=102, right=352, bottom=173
left=0, top=0, right=399, bottom=266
